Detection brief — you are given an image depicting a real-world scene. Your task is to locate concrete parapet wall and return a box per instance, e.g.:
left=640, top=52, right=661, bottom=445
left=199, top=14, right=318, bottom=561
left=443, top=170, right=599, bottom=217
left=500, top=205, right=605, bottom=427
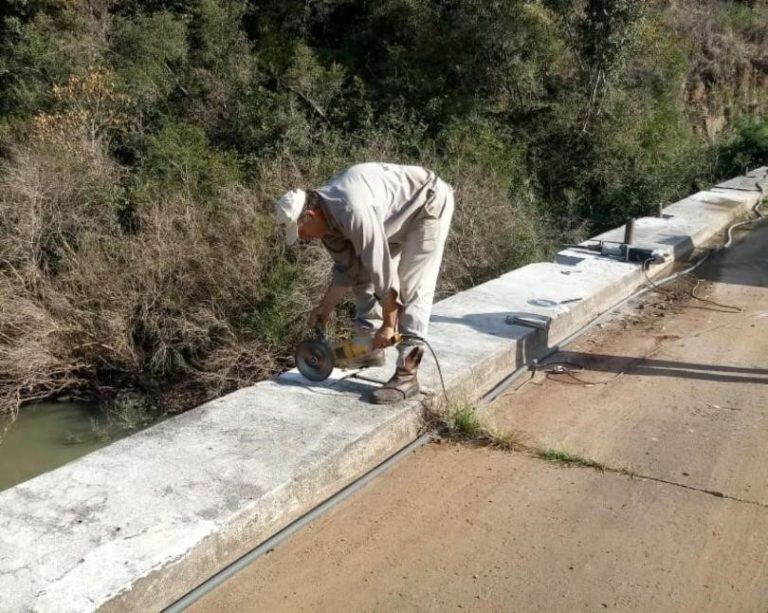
left=1, top=169, right=765, bottom=611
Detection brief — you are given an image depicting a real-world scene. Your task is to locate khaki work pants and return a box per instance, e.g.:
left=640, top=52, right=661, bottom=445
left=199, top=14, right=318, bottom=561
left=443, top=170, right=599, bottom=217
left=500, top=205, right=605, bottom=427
left=355, top=179, right=454, bottom=365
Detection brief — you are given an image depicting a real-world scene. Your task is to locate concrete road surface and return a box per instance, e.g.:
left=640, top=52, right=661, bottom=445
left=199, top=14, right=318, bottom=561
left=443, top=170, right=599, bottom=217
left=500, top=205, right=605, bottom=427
left=190, top=222, right=768, bottom=612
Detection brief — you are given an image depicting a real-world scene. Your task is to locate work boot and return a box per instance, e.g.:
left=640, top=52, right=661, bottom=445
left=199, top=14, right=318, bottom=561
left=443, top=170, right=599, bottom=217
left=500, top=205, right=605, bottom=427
left=370, top=345, right=424, bottom=404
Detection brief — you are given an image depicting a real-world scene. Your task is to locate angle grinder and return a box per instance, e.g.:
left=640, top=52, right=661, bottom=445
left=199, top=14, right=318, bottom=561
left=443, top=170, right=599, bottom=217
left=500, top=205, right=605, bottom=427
left=295, top=325, right=402, bottom=382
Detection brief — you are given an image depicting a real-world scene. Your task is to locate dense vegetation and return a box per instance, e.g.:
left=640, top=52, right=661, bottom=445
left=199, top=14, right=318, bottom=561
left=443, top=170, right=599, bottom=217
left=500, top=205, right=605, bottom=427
left=0, top=0, right=766, bottom=421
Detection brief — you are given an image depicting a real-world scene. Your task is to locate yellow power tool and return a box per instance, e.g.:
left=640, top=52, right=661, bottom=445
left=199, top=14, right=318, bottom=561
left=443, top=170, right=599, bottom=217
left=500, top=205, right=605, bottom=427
left=295, top=326, right=402, bottom=382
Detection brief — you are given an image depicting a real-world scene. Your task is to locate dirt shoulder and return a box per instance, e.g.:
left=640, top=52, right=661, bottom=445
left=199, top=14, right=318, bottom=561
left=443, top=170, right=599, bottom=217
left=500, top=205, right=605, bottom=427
left=191, top=224, right=768, bottom=613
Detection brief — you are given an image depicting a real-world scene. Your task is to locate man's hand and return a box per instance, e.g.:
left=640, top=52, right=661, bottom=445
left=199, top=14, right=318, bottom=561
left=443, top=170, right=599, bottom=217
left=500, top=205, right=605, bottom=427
left=308, top=305, right=332, bottom=329
left=373, top=325, right=397, bottom=349
left=309, top=283, right=350, bottom=330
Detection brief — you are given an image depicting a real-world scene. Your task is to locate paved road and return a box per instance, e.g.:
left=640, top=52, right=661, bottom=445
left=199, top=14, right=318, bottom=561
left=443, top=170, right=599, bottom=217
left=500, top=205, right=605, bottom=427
left=192, top=223, right=768, bottom=612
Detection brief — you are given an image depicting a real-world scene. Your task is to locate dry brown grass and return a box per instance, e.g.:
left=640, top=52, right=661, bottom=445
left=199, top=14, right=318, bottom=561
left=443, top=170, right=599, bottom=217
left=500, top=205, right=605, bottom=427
left=0, top=124, right=121, bottom=416
left=0, top=123, right=292, bottom=416
left=440, top=163, right=558, bottom=297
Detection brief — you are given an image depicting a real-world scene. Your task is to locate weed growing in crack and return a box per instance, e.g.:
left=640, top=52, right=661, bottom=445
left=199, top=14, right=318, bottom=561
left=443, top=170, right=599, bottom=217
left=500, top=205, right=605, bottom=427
left=487, top=429, right=522, bottom=451
left=451, top=405, right=482, bottom=438
left=537, top=448, right=606, bottom=471
left=426, top=398, right=521, bottom=450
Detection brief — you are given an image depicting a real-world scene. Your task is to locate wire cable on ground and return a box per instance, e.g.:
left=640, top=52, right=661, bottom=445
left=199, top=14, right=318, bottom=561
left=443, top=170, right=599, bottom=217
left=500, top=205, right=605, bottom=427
left=641, top=194, right=766, bottom=311
left=689, top=279, right=743, bottom=312
left=534, top=361, right=622, bottom=386
left=723, top=180, right=765, bottom=248
left=641, top=258, right=743, bottom=313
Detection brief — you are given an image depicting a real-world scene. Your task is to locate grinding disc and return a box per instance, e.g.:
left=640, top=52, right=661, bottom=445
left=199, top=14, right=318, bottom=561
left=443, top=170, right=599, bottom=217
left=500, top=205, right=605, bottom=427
left=295, top=338, right=335, bottom=382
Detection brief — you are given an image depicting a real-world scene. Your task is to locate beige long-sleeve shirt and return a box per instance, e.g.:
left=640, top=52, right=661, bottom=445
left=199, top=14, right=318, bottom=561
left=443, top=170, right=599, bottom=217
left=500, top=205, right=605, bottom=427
left=316, top=163, right=442, bottom=303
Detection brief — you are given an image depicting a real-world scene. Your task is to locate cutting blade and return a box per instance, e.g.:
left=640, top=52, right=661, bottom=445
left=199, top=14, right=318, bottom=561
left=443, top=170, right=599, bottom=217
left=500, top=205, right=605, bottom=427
left=295, top=338, right=335, bottom=382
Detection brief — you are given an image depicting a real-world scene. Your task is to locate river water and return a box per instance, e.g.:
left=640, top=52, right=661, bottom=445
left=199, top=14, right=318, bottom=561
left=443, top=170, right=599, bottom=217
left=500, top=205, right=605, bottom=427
left=0, top=402, right=132, bottom=492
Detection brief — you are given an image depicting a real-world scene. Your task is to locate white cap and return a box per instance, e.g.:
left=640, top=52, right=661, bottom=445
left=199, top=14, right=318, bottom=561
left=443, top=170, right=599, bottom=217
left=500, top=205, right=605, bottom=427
left=275, top=188, right=306, bottom=246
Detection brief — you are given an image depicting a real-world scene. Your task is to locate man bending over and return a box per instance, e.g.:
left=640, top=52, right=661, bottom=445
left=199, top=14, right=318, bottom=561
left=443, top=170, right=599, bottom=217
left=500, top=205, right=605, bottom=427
left=275, top=163, right=454, bottom=404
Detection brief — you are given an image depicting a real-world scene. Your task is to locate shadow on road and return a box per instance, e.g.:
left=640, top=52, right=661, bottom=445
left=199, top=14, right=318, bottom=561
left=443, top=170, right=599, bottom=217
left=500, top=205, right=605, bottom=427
left=547, top=350, right=768, bottom=385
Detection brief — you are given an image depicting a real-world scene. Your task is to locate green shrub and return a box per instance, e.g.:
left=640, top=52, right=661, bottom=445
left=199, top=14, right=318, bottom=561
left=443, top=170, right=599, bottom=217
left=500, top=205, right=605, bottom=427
left=714, top=115, right=768, bottom=176
left=133, top=123, right=242, bottom=206
left=111, top=12, right=188, bottom=113
left=243, top=259, right=303, bottom=349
